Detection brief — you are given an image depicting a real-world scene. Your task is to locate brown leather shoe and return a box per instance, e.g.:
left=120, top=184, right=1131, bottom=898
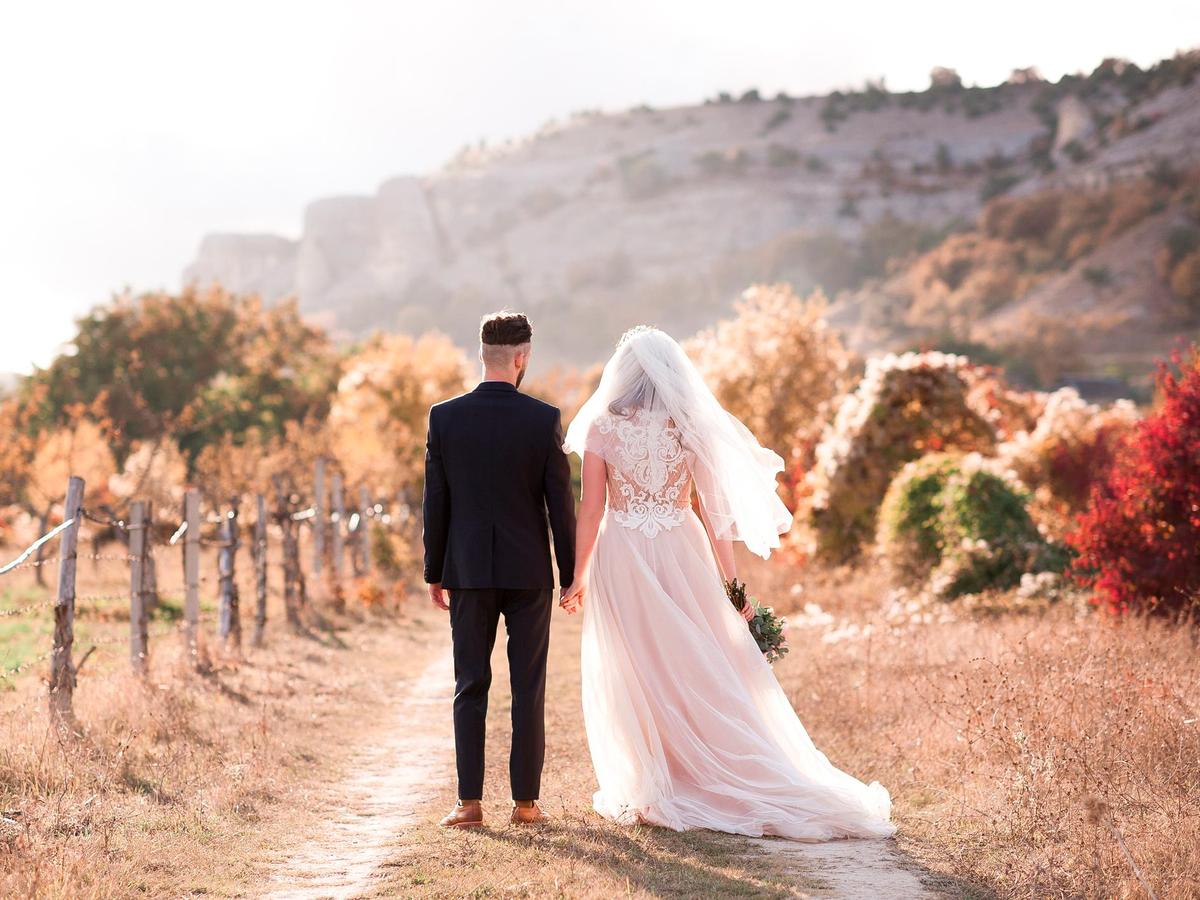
left=509, top=802, right=549, bottom=825
left=439, top=800, right=483, bottom=829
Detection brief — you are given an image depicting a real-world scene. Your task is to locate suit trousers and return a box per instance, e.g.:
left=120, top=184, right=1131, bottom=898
left=448, top=587, right=552, bottom=801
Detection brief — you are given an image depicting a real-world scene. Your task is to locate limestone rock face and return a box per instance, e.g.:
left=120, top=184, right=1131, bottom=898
left=184, top=233, right=297, bottom=301
left=184, top=73, right=1200, bottom=363
left=295, top=196, right=380, bottom=311
left=1053, top=95, right=1096, bottom=157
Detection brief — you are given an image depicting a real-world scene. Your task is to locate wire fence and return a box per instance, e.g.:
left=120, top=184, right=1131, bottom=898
left=0, top=463, right=407, bottom=725
left=0, top=519, right=76, bottom=576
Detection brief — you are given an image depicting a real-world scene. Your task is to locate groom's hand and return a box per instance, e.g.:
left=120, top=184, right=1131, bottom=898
left=560, top=581, right=585, bottom=614
left=429, top=582, right=450, bottom=612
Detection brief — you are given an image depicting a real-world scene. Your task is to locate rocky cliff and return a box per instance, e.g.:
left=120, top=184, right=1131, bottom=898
left=184, top=54, right=1200, bottom=367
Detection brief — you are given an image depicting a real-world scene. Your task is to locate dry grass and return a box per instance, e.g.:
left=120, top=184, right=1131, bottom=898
left=0, top=541, right=435, bottom=899
left=5, top=536, right=1198, bottom=898
left=751, top=559, right=1200, bottom=899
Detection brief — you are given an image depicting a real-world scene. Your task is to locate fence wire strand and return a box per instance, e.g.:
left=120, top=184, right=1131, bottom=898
left=80, top=507, right=130, bottom=531
left=0, top=518, right=76, bottom=577
left=0, top=597, right=61, bottom=618
left=84, top=553, right=139, bottom=563
left=2, top=475, right=388, bottom=690
left=1, top=647, right=55, bottom=682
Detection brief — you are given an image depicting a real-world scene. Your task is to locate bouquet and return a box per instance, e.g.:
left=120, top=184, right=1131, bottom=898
left=725, top=579, right=789, bottom=664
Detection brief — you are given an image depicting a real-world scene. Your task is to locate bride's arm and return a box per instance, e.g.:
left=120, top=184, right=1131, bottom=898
left=563, top=450, right=607, bottom=612
left=696, top=491, right=738, bottom=583
left=697, top=491, right=754, bottom=621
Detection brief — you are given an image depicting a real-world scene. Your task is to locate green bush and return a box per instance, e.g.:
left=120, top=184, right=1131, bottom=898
left=617, top=151, right=671, bottom=199
left=694, top=147, right=750, bottom=177
left=980, top=173, right=1021, bottom=202
left=878, top=454, right=957, bottom=580
left=806, top=155, right=830, bottom=174
left=767, top=144, right=800, bottom=168
left=761, top=108, right=791, bottom=133
left=879, top=453, right=1070, bottom=600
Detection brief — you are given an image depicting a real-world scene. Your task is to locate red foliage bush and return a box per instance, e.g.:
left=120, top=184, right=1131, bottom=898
left=1068, top=348, right=1200, bottom=617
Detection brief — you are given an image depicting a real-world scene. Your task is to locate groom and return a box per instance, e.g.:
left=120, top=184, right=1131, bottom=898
left=423, top=311, right=576, bottom=828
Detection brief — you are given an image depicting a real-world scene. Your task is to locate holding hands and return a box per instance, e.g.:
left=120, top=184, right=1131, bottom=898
left=560, top=579, right=586, bottom=614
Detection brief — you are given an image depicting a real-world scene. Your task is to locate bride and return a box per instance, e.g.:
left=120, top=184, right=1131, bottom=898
left=560, top=326, right=894, bottom=841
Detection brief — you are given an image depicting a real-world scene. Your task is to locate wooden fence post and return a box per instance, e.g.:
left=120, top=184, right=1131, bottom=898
left=183, top=490, right=201, bottom=668
left=274, top=479, right=302, bottom=631
left=218, top=498, right=241, bottom=650
left=331, top=474, right=345, bottom=575
left=129, top=501, right=148, bottom=675
left=330, top=473, right=345, bottom=610
left=313, top=458, right=325, bottom=577
left=143, top=501, right=157, bottom=613
left=358, top=486, right=372, bottom=576
left=49, top=476, right=84, bottom=724
left=252, top=494, right=267, bottom=647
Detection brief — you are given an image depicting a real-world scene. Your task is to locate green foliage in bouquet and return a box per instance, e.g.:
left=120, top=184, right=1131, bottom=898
left=725, top=579, right=789, bottom=664
left=878, top=453, right=1071, bottom=600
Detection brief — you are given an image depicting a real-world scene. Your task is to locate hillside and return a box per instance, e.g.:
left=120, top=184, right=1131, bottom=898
left=184, top=53, right=1200, bottom=378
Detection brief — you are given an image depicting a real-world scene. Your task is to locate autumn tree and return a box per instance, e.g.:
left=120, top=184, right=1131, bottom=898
left=27, top=416, right=118, bottom=515
left=108, top=438, right=189, bottom=512
left=685, top=284, right=854, bottom=467
left=191, top=418, right=336, bottom=509
left=329, top=332, right=470, bottom=498
left=0, top=391, right=37, bottom=511
left=25, top=286, right=339, bottom=467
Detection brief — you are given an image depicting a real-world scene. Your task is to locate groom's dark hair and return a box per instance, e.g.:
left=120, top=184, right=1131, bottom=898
left=480, top=311, right=533, bottom=347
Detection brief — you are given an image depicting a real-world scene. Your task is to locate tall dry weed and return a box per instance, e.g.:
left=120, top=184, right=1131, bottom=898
left=752, top=556, right=1200, bottom=898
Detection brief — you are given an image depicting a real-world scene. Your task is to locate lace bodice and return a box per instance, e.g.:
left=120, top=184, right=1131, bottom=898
left=593, top=409, right=693, bottom=538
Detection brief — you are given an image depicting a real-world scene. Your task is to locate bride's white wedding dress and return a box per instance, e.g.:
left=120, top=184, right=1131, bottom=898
left=577, top=408, right=894, bottom=841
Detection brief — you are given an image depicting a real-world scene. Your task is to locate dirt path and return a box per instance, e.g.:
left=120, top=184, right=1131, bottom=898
left=262, top=653, right=454, bottom=899
left=747, top=837, right=933, bottom=898
left=254, top=607, right=944, bottom=899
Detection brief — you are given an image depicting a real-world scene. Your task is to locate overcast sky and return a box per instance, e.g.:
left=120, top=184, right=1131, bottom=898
left=1, top=0, right=1197, bottom=374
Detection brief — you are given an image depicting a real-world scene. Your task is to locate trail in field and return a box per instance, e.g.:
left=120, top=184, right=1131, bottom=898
left=259, top=634, right=930, bottom=900
left=745, top=836, right=933, bottom=899
left=262, top=653, right=454, bottom=900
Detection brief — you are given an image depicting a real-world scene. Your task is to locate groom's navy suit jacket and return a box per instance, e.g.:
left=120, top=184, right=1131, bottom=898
left=422, top=381, right=576, bottom=590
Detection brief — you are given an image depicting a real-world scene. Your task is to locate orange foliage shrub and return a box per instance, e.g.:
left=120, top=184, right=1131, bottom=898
left=329, top=332, right=470, bottom=496
left=28, top=417, right=118, bottom=513
left=998, top=388, right=1139, bottom=539
left=0, top=393, right=37, bottom=510
left=962, top=366, right=1045, bottom=440
left=685, top=284, right=855, bottom=466
left=900, top=171, right=1194, bottom=341
left=524, top=363, right=603, bottom=426
left=904, top=234, right=1027, bottom=331
left=190, top=419, right=336, bottom=506
left=807, top=352, right=996, bottom=560
left=981, top=181, right=1157, bottom=265
left=355, top=578, right=387, bottom=610
left=108, top=439, right=188, bottom=511
left=1168, top=250, right=1200, bottom=309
